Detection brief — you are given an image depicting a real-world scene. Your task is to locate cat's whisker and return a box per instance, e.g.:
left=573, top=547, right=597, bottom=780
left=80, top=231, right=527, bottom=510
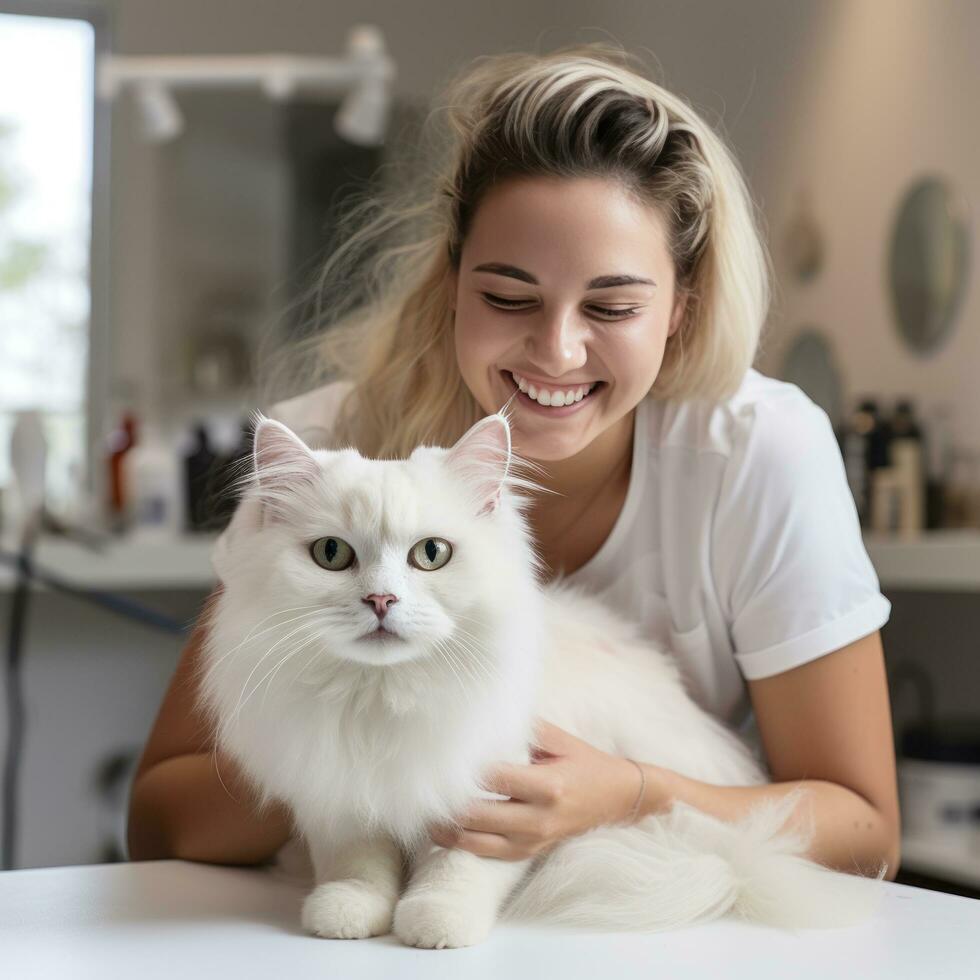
left=430, top=638, right=477, bottom=709
left=447, top=615, right=509, bottom=669
left=431, top=637, right=471, bottom=693
left=230, top=619, right=325, bottom=724
left=219, top=602, right=324, bottom=652
left=208, top=742, right=241, bottom=806
left=231, top=627, right=321, bottom=726
left=293, top=643, right=327, bottom=686
left=442, top=630, right=499, bottom=697
left=201, top=605, right=326, bottom=676
left=449, top=628, right=502, bottom=689
left=447, top=611, right=495, bottom=631
left=442, top=635, right=488, bottom=690
left=236, top=622, right=320, bottom=695
left=450, top=624, right=494, bottom=650
left=260, top=631, right=324, bottom=714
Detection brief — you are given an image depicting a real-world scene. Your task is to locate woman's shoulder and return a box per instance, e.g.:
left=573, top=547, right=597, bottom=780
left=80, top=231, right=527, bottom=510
left=646, top=367, right=831, bottom=459
left=268, top=378, right=356, bottom=446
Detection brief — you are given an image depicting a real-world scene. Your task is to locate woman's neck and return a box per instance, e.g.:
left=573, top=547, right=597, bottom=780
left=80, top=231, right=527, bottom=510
left=525, top=408, right=635, bottom=509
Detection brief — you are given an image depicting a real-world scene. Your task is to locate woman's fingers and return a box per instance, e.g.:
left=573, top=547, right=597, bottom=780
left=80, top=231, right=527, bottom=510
left=459, top=798, right=538, bottom=836
left=438, top=828, right=538, bottom=861
left=480, top=760, right=558, bottom=803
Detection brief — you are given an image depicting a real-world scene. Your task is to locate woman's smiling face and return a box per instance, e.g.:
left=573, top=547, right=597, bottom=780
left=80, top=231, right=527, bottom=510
left=450, top=175, right=686, bottom=462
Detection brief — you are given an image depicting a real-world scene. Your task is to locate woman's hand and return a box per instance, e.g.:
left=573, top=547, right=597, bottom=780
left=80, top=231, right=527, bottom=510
left=427, top=719, right=647, bottom=861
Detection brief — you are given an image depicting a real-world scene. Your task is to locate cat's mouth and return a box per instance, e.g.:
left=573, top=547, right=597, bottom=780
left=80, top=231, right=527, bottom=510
left=360, top=626, right=402, bottom=642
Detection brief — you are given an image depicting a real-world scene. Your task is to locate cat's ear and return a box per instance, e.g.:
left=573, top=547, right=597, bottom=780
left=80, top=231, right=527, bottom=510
left=445, top=413, right=511, bottom=517
left=252, top=414, right=321, bottom=504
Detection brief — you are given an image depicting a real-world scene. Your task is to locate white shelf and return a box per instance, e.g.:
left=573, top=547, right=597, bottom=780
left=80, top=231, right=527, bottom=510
left=863, top=529, right=980, bottom=592
left=0, top=533, right=219, bottom=592
left=2, top=529, right=979, bottom=593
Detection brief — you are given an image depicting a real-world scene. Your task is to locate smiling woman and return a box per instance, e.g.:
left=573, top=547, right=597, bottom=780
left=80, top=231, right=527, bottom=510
left=257, top=44, right=767, bottom=464
left=449, top=175, right=682, bottom=499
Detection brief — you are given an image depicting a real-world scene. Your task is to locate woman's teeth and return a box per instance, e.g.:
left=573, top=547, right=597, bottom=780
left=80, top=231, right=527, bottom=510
left=509, top=371, right=600, bottom=407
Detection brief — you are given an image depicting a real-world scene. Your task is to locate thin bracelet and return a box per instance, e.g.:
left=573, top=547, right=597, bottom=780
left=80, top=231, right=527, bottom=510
left=624, top=758, right=646, bottom=825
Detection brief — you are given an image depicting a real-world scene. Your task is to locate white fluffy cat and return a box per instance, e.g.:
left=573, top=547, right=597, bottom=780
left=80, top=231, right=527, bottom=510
left=197, top=408, right=887, bottom=949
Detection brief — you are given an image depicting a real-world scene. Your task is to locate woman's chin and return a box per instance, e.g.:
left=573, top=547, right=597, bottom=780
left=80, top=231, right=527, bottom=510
left=510, top=430, right=596, bottom=462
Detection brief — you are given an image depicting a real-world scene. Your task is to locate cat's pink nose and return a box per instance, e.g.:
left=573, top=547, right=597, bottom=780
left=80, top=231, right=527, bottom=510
left=363, top=593, right=398, bottom=619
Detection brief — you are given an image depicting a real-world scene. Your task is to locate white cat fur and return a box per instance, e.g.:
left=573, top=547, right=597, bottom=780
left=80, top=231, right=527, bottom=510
left=197, top=408, right=887, bottom=949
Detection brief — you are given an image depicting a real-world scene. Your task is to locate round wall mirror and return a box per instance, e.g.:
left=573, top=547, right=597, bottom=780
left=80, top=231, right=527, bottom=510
left=780, top=328, right=844, bottom=431
left=888, top=176, right=970, bottom=355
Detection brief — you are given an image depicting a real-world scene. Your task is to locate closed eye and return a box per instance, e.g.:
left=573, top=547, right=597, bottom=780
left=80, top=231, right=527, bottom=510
left=481, top=293, right=642, bottom=320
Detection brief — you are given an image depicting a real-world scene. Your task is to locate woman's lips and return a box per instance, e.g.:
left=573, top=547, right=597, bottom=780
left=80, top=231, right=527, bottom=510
left=500, top=370, right=605, bottom=416
left=505, top=369, right=601, bottom=390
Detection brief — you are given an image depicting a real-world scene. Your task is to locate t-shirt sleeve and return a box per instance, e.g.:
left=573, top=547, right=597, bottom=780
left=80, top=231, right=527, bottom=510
left=710, top=389, right=891, bottom=681
left=208, top=380, right=353, bottom=584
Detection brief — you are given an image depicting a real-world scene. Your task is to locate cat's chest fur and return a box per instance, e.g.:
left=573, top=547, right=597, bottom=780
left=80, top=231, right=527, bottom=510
left=205, top=601, right=545, bottom=853
left=206, top=579, right=764, bottom=860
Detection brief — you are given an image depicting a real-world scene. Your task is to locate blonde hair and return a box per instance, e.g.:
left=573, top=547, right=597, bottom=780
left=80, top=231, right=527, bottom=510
left=260, top=41, right=773, bottom=459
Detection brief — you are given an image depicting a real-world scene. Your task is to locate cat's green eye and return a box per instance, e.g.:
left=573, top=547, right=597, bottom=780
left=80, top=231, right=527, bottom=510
left=409, top=537, right=452, bottom=571
left=310, top=536, right=356, bottom=571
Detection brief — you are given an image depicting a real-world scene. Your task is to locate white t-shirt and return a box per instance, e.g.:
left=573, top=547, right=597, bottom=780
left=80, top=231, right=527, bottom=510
left=212, top=368, right=890, bottom=759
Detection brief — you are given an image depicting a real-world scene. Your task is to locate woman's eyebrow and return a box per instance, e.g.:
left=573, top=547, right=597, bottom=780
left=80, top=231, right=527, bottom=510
left=471, top=262, right=656, bottom=289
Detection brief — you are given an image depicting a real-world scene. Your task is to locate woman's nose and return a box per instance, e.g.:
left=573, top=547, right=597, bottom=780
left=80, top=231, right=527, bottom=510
left=525, top=308, right=589, bottom=375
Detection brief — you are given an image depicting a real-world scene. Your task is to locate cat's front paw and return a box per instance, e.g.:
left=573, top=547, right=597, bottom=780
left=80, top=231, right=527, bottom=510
left=301, top=879, right=395, bottom=939
left=393, top=893, right=495, bottom=949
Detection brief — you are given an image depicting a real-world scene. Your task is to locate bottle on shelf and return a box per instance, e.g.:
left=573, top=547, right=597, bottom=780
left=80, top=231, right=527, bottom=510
left=923, top=404, right=953, bottom=529
left=889, top=398, right=925, bottom=538
left=842, top=399, right=877, bottom=528
left=106, top=411, right=138, bottom=534
left=866, top=400, right=905, bottom=535
left=125, top=422, right=183, bottom=539
left=183, top=422, right=218, bottom=533
left=9, top=409, right=48, bottom=539
left=210, top=417, right=256, bottom=529
left=946, top=449, right=980, bottom=529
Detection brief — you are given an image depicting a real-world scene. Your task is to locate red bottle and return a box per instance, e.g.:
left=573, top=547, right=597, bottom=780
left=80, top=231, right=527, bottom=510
left=106, top=412, right=138, bottom=529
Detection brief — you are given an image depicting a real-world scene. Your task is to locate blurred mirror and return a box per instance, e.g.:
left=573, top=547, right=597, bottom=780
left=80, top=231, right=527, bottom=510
left=780, top=327, right=844, bottom=431
left=888, top=176, right=970, bottom=355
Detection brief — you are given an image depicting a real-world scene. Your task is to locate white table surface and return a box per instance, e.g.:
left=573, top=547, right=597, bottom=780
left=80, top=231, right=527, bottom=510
left=2, top=859, right=979, bottom=979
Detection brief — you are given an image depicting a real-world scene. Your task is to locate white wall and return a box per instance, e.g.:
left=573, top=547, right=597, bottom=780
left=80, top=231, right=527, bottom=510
left=751, top=0, right=980, bottom=456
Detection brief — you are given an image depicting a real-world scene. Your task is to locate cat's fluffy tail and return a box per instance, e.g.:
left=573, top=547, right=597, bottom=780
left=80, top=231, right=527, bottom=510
left=500, top=787, right=889, bottom=932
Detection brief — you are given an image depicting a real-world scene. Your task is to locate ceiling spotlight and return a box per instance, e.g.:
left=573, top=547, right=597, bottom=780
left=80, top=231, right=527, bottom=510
left=335, top=70, right=390, bottom=147
left=334, top=25, right=393, bottom=147
left=98, top=26, right=394, bottom=146
left=133, top=82, right=183, bottom=142
left=262, top=68, right=296, bottom=102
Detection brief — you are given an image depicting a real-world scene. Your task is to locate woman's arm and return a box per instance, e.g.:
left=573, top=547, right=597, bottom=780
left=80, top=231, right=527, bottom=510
left=633, top=630, right=901, bottom=880
left=127, top=587, right=294, bottom=865
left=128, top=749, right=294, bottom=865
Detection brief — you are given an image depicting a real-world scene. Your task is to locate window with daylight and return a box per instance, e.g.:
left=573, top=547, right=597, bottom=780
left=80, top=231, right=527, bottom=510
left=0, top=8, right=96, bottom=517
